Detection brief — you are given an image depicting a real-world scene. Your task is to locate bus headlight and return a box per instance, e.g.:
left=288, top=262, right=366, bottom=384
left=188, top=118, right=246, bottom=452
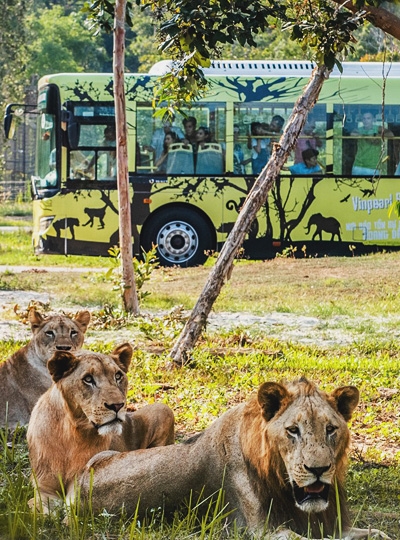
left=39, top=216, right=55, bottom=234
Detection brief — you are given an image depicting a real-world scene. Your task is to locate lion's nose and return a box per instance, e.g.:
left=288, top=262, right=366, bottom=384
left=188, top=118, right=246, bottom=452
left=304, top=465, right=331, bottom=477
left=104, top=402, right=124, bottom=413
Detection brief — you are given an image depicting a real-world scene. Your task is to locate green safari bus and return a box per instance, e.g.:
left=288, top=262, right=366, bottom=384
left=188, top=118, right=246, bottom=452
left=5, top=60, right=400, bottom=266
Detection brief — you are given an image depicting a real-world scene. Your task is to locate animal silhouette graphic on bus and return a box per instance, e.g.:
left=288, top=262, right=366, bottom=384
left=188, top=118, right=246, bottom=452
left=82, top=205, right=107, bottom=229
left=52, top=218, right=80, bottom=240
left=305, top=213, right=342, bottom=241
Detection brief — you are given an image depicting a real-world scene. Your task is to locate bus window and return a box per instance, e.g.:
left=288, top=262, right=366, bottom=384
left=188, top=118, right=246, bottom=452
left=334, top=104, right=399, bottom=176
left=63, top=101, right=116, bottom=181
left=137, top=104, right=226, bottom=175
left=235, top=104, right=294, bottom=175
left=234, top=103, right=327, bottom=176
left=69, top=124, right=116, bottom=181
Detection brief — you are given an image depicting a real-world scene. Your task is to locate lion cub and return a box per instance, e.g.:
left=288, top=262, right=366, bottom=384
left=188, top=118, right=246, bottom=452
left=0, top=308, right=90, bottom=429
left=27, top=343, right=174, bottom=510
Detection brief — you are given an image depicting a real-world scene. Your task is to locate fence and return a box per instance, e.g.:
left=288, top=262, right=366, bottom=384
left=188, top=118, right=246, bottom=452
left=1, top=107, right=36, bottom=201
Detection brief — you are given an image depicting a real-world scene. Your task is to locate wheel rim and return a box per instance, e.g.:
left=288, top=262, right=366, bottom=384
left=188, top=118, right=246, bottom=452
left=156, top=220, right=199, bottom=264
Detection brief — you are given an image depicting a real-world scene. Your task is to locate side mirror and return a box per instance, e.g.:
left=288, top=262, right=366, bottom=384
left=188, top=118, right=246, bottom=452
left=4, top=105, right=16, bottom=139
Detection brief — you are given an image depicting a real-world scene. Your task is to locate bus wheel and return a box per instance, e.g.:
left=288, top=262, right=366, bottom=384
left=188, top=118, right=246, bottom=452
left=141, top=209, right=214, bottom=267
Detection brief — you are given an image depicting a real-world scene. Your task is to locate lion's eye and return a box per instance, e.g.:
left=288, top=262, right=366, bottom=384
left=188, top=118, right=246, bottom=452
left=287, top=426, right=300, bottom=436
left=45, top=330, right=55, bottom=338
left=83, top=374, right=95, bottom=385
left=326, top=424, right=337, bottom=435
left=115, top=372, right=123, bottom=382
left=70, top=330, right=78, bottom=337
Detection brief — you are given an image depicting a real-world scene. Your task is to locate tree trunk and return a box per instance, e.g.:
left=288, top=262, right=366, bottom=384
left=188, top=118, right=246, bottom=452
left=114, top=0, right=139, bottom=314
left=169, top=65, right=329, bottom=366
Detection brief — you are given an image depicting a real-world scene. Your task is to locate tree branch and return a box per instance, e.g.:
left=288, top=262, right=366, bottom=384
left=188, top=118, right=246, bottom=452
left=333, top=0, right=400, bottom=41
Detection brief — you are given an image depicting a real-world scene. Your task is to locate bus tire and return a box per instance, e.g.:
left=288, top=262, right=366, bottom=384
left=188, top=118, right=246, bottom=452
left=141, top=208, right=214, bottom=267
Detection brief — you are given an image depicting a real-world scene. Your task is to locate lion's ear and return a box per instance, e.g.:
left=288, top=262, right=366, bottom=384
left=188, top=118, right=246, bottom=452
left=111, top=343, right=133, bottom=373
left=28, top=308, right=44, bottom=332
left=48, top=351, right=79, bottom=383
left=258, top=382, right=290, bottom=421
left=74, top=310, right=91, bottom=333
left=330, top=386, right=360, bottom=421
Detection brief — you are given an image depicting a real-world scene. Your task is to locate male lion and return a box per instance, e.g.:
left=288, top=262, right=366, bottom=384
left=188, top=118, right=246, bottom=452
left=27, top=344, right=174, bottom=510
left=73, top=378, right=390, bottom=540
left=0, top=308, right=90, bottom=429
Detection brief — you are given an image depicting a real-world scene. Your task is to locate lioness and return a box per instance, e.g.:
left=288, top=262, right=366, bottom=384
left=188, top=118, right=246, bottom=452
left=73, top=378, right=390, bottom=540
left=27, top=344, right=174, bottom=509
left=0, top=308, right=90, bottom=429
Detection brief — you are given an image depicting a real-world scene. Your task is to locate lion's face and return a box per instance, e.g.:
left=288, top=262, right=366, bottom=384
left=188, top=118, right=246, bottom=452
left=47, top=344, right=132, bottom=437
left=258, top=380, right=359, bottom=514
left=29, top=309, right=91, bottom=363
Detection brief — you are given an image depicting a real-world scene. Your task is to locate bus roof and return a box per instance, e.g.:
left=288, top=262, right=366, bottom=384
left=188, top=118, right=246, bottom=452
left=149, top=59, right=400, bottom=78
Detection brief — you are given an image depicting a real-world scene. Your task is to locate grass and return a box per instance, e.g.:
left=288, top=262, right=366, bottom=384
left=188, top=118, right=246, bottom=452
left=0, top=202, right=399, bottom=538
left=0, top=199, right=32, bottom=227
left=0, top=338, right=399, bottom=538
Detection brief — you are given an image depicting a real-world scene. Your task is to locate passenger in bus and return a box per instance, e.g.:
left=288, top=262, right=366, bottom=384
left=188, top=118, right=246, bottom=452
left=182, top=116, right=197, bottom=146
left=262, top=114, right=285, bottom=156
left=195, top=126, right=224, bottom=174
left=250, top=121, right=270, bottom=175
left=268, top=115, right=285, bottom=138
left=82, top=125, right=116, bottom=179
left=234, top=124, right=251, bottom=174
left=289, top=148, right=322, bottom=175
left=294, top=116, right=322, bottom=164
left=147, top=117, right=184, bottom=162
left=196, top=126, right=212, bottom=148
left=194, top=125, right=211, bottom=169
left=350, top=111, right=393, bottom=175
left=154, top=132, right=178, bottom=172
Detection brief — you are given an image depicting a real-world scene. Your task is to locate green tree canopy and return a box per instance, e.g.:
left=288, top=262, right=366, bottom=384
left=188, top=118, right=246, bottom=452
left=25, top=5, right=109, bottom=77
left=0, top=0, right=27, bottom=104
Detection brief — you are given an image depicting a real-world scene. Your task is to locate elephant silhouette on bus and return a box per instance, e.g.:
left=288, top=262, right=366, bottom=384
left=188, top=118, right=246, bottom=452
left=305, top=213, right=342, bottom=241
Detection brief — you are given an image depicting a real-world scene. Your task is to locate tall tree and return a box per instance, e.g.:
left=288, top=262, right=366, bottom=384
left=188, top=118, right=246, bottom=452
left=83, top=0, right=140, bottom=313
left=25, top=6, right=109, bottom=77
left=170, top=66, right=329, bottom=364
left=0, top=0, right=28, bottom=187
left=0, top=0, right=27, bottom=105
left=114, top=0, right=140, bottom=314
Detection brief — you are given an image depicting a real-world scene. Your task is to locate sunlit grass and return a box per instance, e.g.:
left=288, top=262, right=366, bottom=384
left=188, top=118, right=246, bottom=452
left=0, top=201, right=399, bottom=537
left=0, top=334, right=398, bottom=538
left=0, top=230, right=108, bottom=268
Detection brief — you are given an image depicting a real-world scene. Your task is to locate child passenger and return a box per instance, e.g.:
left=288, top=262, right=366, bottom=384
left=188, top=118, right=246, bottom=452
left=289, top=148, right=322, bottom=175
